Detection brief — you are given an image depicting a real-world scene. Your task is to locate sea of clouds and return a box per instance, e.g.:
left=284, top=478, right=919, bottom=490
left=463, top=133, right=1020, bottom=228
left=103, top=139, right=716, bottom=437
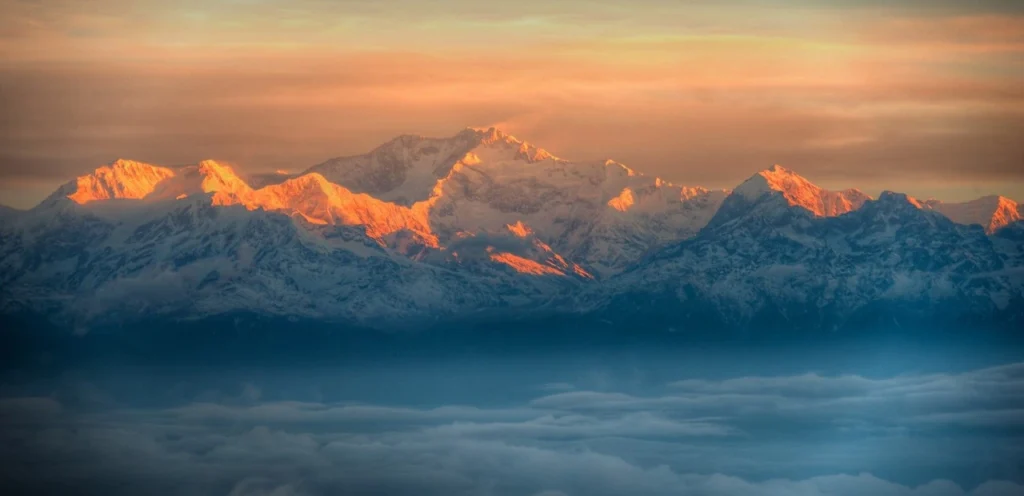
left=1, top=361, right=1022, bottom=495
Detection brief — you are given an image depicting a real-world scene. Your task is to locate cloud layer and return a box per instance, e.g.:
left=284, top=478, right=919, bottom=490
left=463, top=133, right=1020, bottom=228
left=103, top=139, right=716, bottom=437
left=1, top=361, right=1022, bottom=495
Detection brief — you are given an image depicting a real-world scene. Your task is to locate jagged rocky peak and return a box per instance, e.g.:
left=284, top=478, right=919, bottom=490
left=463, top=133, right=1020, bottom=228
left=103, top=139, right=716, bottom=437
left=924, top=195, right=1022, bottom=234
left=732, top=164, right=870, bottom=217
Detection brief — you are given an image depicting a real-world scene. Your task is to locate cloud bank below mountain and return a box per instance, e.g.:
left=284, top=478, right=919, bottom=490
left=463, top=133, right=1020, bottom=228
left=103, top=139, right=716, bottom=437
left=2, top=360, right=1023, bottom=495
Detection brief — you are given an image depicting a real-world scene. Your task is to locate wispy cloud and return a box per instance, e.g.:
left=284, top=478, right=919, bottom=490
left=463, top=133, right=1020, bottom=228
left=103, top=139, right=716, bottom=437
left=0, top=0, right=1022, bottom=207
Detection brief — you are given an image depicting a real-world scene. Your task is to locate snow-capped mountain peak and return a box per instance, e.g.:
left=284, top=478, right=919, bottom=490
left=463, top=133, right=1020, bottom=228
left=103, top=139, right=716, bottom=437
left=59, top=158, right=255, bottom=207
left=65, top=159, right=176, bottom=204
left=466, top=126, right=557, bottom=162
left=7, top=128, right=1021, bottom=333
left=51, top=159, right=436, bottom=250
left=924, top=195, right=1022, bottom=234
left=877, top=190, right=925, bottom=209
left=145, top=160, right=253, bottom=205
left=253, top=173, right=436, bottom=246
left=732, top=165, right=871, bottom=217
left=303, top=127, right=558, bottom=207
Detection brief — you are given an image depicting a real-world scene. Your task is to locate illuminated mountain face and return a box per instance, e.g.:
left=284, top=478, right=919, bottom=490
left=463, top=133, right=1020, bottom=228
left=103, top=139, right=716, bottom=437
left=924, top=196, right=1023, bottom=234
left=1, top=128, right=1021, bottom=332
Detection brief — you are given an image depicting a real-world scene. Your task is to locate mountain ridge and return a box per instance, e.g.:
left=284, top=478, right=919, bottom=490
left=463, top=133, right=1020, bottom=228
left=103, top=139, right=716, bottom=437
left=732, top=164, right=871, bottom=218
left=3, top=128, right=1022, bottom=334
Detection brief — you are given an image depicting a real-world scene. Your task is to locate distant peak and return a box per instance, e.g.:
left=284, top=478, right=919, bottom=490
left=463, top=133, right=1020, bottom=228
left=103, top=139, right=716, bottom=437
left=66, top=159, right=175, bottom=204
left=924, top=194, right=1020, bottom=233
left=756, top=164, right=816, bottom=185
left=460, top=126, right=557, bottom=162
left=733, top=165, right=870, bottom=217
left=877, top=190, right=924, bottom=209
left=734, top=165, right=813, bottom=198
left=980, top=195, right=1018, bottom=210
left=924, top=194, right=1016, bottom=208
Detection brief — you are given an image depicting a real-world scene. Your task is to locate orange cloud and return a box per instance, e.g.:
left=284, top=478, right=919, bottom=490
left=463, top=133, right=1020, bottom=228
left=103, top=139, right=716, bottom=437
left=0, top=1, right=1022, bottom=208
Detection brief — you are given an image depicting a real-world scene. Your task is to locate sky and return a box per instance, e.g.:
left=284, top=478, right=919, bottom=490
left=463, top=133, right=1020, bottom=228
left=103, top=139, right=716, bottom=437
left=1, top=0, right=1022, bottom=208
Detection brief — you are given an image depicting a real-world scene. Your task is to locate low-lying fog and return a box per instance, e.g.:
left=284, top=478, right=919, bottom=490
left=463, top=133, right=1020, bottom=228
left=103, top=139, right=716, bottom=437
left=2, top=340, right=1023, bottom=495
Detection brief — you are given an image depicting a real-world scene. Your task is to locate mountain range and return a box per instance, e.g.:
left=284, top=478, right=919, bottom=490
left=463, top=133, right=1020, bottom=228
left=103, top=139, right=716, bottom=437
left=1, top=127, right=1022, bottom=335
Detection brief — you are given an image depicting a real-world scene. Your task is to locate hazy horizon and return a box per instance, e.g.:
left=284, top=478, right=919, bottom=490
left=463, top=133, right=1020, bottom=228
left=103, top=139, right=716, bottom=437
left=3, top=341, right=1024, bottom=495
left=1, top=125, right=1022, bottom=210
left=2, top=0, right=1023, bottom=208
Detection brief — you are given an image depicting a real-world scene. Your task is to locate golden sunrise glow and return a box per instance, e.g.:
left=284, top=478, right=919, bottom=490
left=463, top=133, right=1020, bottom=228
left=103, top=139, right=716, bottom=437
left=0, top=1, right=1022, bottom=207
left=67, top=159, right=439, bottom=247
